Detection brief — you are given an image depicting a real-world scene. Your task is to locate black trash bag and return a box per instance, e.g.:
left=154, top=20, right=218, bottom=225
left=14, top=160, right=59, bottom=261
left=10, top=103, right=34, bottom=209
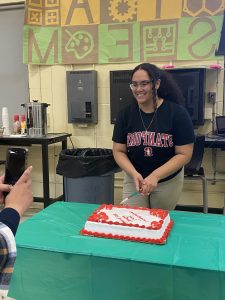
left=56, top=148, right=120, bottom=178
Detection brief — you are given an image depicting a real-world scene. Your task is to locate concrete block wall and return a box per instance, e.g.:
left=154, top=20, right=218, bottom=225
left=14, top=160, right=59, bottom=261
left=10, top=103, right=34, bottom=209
left=1, top=0, right=225, bottom=209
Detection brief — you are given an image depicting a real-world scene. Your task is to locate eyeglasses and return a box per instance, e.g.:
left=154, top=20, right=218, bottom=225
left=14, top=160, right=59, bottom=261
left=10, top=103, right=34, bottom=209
left=129, top=80, right=154, bottom=90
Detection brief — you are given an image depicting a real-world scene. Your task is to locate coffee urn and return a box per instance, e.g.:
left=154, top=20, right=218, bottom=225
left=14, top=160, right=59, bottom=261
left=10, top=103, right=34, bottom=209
left=21, top=100, right=50, bottom=136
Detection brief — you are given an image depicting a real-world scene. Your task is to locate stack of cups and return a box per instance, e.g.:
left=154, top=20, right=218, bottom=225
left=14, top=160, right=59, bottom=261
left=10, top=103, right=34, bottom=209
left=2, top=107, right=10, bottom=136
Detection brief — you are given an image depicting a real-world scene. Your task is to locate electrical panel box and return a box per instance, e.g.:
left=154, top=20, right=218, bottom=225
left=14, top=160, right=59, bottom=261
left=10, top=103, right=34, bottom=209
left=110, top=70, right=133, bottom=124
left=66, top=70, right=98, bottom=124
left=166, top=68, right=206, bottom=126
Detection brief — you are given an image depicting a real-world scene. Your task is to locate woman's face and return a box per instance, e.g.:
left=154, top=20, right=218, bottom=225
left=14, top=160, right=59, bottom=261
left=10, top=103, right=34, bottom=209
left=131, top=69, right=159, bottom=106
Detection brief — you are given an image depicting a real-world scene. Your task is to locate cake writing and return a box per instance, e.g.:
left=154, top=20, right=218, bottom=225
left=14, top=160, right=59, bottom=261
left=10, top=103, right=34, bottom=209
left=87, top=205, right=166, bottom=230
left=111, top=210, right=149, bottom=225
left=130, top=211, right=147, bottom=221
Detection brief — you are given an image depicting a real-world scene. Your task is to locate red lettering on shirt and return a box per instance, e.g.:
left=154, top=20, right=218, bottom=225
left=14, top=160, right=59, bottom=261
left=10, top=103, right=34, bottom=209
left=168, top=135, right=174, bottom=147
left=161, top=133, right=169, bottom=147
left=147, top=132, right=156, bottom=146
left=134, top=132, right=142, bottom=146
left=127, top=133, right=136, bottom=146
left=155, top=133, right=163, bottom=147
left=141, top=131, right=148, bottom=145
left=127, top=132, right=173, bottom=148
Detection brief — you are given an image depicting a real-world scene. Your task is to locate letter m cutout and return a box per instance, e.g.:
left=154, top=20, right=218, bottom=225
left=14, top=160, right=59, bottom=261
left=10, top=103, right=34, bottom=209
left=24, top=26, right=61, bottom=64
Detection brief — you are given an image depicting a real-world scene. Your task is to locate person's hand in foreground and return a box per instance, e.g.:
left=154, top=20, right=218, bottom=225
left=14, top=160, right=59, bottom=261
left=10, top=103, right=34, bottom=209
left=4, top=166, right=33, bottom=217
left=0, top=175, right=11, bottom=204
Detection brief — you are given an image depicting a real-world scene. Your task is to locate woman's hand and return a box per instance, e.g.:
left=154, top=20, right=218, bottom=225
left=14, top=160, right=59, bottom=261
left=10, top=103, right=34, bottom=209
left=15, top=165, right=32, bottom=185
left=4, top=166, right=33, bottom=217
left=132, top=172, right=144, bottom=193
left=0, top=175, right=12, bottom=204
left=140, top=173, right=159, bottom=195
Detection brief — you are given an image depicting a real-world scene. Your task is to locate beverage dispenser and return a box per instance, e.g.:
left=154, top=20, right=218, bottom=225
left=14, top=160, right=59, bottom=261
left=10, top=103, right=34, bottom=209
left=21, top=100, right=49, bottom=136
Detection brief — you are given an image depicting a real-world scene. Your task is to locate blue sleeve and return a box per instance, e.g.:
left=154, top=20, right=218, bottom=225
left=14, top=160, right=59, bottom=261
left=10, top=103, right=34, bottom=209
left=0, top=208, right=20, bottom=236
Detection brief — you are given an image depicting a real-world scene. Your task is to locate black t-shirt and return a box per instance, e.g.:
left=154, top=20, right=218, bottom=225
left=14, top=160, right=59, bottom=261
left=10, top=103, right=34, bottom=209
left=112, top=100, right=195, bottom=181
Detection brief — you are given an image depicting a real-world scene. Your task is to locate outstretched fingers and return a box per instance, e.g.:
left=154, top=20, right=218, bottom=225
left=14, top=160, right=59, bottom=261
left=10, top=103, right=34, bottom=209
left=16, top=166, right=33, bottom=185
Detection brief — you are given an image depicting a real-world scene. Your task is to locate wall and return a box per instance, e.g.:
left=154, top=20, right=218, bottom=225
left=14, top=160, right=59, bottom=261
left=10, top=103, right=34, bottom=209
left=1, top=0, right=225, bottom=209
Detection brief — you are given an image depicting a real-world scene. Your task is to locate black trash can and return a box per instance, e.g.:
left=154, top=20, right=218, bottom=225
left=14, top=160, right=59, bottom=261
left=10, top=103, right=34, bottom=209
left=56, top=148, right=120, bottom=204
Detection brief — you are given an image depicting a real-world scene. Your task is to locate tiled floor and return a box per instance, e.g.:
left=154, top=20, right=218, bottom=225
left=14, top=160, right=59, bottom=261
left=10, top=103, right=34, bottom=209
left=0, top=202, right=44, bottom=223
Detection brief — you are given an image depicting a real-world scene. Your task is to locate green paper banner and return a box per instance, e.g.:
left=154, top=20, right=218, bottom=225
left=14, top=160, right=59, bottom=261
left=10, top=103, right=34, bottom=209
left=23, top=0, right=224, bottom=65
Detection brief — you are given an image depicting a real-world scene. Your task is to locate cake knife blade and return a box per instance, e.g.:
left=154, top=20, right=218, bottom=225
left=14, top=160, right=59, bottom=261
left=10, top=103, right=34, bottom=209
left=120, top=191, right=139, bottom=205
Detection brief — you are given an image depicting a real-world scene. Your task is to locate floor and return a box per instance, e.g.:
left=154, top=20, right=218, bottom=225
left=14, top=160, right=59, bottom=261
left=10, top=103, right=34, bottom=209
left=0, top=201, right=43, bottom=222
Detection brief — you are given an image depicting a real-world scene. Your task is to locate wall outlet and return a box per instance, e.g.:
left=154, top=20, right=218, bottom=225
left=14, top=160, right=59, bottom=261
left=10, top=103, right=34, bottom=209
left=208, top=92, right=216, bottom=103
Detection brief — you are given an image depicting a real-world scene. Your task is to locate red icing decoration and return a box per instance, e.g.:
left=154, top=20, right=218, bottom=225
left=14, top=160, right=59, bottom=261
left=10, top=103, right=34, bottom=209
left=80, top=220, right=173, bottom=244
left=81, top=204, right=174, bottom=244
left=86, top=204, right=168, bottom=230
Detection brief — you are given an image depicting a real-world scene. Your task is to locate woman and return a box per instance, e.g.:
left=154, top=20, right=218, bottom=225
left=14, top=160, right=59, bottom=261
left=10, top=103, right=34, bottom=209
left=112, top=63, right=195, bottom=209
left=0, top=166, right=33, bottom=297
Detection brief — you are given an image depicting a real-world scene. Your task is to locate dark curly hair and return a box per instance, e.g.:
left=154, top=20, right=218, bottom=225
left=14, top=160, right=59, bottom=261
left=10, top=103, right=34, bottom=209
left=131, top=63, right=185, bottom=110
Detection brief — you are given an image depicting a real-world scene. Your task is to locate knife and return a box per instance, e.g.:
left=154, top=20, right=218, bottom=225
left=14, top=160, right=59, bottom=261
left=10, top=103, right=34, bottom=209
left=120, top=191, right=139, bottom=205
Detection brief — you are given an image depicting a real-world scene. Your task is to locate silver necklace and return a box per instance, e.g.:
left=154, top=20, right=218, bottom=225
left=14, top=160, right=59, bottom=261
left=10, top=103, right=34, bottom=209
left=138, top=107, right=157, bottom=133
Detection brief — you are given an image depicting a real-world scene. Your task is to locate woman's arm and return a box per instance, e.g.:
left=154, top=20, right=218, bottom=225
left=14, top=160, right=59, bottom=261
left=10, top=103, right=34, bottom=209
left=0, top=223, right=16, bottom=297
left=141, top=143, right=193, bottom=194
left=113, top=142, right=143, bottom=191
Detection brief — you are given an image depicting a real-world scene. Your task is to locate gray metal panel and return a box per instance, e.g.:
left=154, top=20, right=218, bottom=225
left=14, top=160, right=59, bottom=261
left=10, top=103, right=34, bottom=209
left=0, top=6, right=29, bottom=130
left=66, top=70, right=98, bottom=124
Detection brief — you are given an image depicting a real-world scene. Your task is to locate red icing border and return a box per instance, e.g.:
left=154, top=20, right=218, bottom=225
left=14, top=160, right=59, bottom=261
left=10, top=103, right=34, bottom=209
left=87, top=204, right=168, bottom=230
left=81, top=220, right=174, bottom=244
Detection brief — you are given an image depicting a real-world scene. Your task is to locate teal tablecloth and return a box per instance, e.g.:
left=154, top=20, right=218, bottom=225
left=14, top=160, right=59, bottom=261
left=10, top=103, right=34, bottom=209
left=9, top=202, right=225, bottom=300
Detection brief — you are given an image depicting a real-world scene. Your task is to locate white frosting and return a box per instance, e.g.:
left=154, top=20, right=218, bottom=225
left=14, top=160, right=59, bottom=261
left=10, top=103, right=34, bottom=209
left=84, top=206, right=171, bottom=240
left=98, top=206, right=161, bottom=226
